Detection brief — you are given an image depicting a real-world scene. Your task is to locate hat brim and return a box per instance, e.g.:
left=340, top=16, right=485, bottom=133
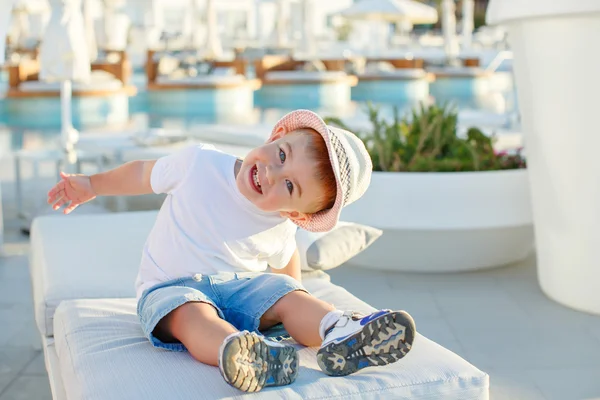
left=271, top=110, right=343, bottom=232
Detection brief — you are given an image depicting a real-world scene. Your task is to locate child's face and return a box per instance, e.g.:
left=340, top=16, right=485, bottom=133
left=236, top=130, right=327, bottom=223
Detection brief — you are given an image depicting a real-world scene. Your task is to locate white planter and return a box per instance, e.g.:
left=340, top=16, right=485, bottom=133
left=488, top=0, right=600, bottom=315
left=340, top=170, right=534, bottom=272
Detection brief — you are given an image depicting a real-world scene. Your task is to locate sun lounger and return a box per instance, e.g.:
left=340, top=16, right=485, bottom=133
left=29, top=211, right=489, bottom=399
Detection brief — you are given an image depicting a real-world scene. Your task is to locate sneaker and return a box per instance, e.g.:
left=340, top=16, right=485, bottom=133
left=219, top=331, right=299, bottom=392
left=317, top=310, right=416, bottom=376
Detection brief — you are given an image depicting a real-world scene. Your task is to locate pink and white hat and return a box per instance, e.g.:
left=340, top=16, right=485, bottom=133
left=271, top=110, right=373, bottom=232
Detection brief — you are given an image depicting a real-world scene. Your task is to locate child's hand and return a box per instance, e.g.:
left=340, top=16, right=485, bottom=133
left=47, top=171, right=97, bottom=214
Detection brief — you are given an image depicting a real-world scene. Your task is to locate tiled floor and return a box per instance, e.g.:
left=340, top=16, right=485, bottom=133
left=1, top=157, right=600, bottom=399
left=1, top=233, right=51, bottom=400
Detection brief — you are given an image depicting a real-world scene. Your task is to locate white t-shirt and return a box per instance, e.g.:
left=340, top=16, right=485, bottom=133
left=135, top=144, right=298, bottom=299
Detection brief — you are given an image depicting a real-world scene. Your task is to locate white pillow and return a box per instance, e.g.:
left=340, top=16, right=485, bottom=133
left=296, top=222, right=383, bottom=271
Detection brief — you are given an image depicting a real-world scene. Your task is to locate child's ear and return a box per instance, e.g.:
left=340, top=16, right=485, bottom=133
left=280, top=210, right=308, bottom=223
left=267, top=126, right=287, bottom=143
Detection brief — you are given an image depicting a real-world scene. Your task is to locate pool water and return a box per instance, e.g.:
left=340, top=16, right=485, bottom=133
left=0, top=71, right=519, bottom=155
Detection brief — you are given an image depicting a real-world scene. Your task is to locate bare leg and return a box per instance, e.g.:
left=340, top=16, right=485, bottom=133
left=155, top=302, right=237, bottom=366
left=261, top=290, right=335, bottom=347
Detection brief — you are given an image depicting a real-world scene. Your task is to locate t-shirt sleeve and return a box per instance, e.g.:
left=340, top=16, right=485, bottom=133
left=268, top=230, right=298, bottom=269
left=151, top=145, right=206, bottom=194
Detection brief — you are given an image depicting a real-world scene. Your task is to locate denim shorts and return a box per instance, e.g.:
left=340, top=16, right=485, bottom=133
left=137, top=272, right=306, bottom=351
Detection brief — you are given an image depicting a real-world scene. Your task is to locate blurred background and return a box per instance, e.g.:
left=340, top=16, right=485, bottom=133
left=1, top=1, right=600, bottom=399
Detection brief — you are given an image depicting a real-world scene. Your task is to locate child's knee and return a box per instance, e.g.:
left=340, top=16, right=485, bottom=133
left=156, top=301, right=219, bottom=341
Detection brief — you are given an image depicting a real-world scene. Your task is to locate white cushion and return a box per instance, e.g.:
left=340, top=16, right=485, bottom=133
left=296, top=222, right=383, bottom=271
left=155, top=74, right=246, bottom=85
left=20, top=70, right=124, bottom=92
left=29, top=210, right=326, bottom=337
left=265, top=70, right=348, bottom=82
left=54, top=286, right=489, bottom=399
left=29, top=211, right=158, bottom=337
left=359, top=68, right=427, bottom=80
left=426, top=66, right=489, bottom=77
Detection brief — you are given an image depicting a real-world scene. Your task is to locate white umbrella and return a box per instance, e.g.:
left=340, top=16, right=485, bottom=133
left=9, top=2, right=30, bottom=49
left=39, top=0, right=91, bottom=167
left=461, top=0, right=474, bottom=50
left=83, top=0, right=98, bottom=61
left=337, top=0, right=438, bottom=24
left=0, top=0, right=17, bottom=62
left=441, top=0, right=459, bottom=63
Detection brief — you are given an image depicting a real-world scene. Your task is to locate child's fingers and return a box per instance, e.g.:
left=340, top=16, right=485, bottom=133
left=47, top=181, right=66, bottom=201
left=60, top=171, right=70, bottom=180
left=63, top=203, right=78, bottom=215
left=52, top=197, right=69, bottom=211
left=47, top=189, right=64, bottom=205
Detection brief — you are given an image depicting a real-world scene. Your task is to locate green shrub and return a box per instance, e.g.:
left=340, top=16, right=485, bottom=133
left=325, top=102, right=526, bottom=172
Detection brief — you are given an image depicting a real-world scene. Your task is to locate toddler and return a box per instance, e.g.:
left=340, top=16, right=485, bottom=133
left=47, top=110, right=416, bottom=392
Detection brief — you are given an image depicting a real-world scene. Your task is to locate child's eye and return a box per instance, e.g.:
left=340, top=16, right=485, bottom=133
left=286, top=180, right=293, bottom=195
left=279, top=148, right=286, bottom=164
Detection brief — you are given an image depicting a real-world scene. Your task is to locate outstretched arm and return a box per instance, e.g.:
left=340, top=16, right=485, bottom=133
left=47, top=160, right=157, bottom=214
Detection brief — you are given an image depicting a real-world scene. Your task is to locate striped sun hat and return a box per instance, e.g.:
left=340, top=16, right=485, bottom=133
left=271, top=110, right=373, bottom=232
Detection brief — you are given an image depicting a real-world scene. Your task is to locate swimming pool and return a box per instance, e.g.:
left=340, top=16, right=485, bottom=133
left=0, top=71, right=519, bottom=154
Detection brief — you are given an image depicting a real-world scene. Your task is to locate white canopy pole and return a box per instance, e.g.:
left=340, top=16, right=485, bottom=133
left=441, top=0, right=460, bottom=64
left=40, top=0, right=91, bottom=168
left=144, top=0, right=163, bottom=49
left=83, top=0, right=98, bottom=61
left=254, top=0, right=262, bottom=44
left=302, top=0, right=316, bottom=56
left=461, top=0, right=474, bottom=50
left=275, top=0, right=288, bottom=47
left=205, top=0, right=223, bottom=59
left=190, top=0, right=203, bottom=50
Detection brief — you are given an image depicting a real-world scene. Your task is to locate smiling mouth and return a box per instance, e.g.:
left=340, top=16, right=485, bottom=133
left=250, top=165, right=262, bottom=194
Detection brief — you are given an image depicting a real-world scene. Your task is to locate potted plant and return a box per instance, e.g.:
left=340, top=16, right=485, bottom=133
left=325, top=103, right=533, bottom=272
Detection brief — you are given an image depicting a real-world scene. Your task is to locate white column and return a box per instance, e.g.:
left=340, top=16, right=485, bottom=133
left=461, top=0, right=474, bottom=50
left=441, top=0, right=459, bottom=63
left=488, top=0, right=600, bottom=314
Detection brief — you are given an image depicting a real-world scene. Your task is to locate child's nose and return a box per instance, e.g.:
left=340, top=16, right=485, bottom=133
left=265, top=164, right=282, bottom=185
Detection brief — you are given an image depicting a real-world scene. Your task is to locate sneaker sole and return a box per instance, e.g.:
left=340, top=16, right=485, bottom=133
left=220, top=332, right=299, bottom=392
left=317, top=310, right=416, bottom=376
